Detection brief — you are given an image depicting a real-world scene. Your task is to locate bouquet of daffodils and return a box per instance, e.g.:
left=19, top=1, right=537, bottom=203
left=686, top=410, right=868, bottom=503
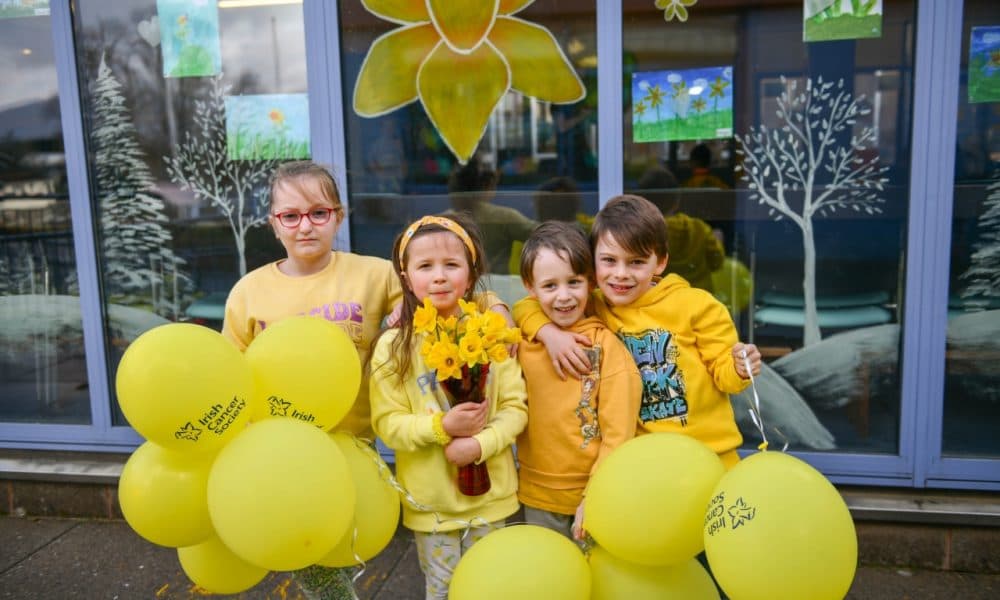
left=414, top=297, right=520, bottom=496
left=414, top=298, right=521, bottom=385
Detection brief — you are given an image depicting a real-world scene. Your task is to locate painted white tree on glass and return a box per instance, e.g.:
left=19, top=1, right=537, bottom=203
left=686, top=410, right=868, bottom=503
left=961, top=175, right=1000, bottom=306
left=736, top=76, right=888, bottom=346
left=165, top=74, right=276, bottom=276
left=92, top=55, right=189, bottom=318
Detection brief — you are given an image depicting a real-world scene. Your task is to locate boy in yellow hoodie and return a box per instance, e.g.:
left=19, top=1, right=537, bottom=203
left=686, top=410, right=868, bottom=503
left=516, top=222, right=642, bottom=542
left=514, top=195, right=761, bottom=469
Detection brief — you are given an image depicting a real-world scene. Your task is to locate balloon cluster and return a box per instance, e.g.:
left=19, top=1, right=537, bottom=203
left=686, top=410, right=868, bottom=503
left=115, top=318, right=400, bottom=595
left=448, top=433, right=857, bottom=600
left=586, top=433, right=858, bottom=600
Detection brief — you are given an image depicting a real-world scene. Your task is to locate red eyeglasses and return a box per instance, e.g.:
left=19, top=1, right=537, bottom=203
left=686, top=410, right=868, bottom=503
left=271, top=207, right=338, bottom=228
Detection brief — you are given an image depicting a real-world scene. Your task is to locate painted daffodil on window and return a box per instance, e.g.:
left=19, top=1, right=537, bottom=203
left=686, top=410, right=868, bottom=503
left=354, top=0, right=585, bottom=163
left=655, top=0, right=697, bottom=22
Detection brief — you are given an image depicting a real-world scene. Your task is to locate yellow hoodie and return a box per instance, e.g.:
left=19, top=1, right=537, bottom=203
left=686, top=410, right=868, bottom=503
left=369, top=329, right=527, bottom=532
left=515, top=274, right=747, bottom=465
left=517, top=317, right=641, bottom=515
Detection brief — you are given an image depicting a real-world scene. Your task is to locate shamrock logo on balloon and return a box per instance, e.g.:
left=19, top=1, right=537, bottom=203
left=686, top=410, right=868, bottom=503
left=268, top=396, right=292, bottom=417
left=727, top=496, right=756, bottom=529
left=353, top=0, right=585, bottom=163
left=174, top=422, right=203, bottom=442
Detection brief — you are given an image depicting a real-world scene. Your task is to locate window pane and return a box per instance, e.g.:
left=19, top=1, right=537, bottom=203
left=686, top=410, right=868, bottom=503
left=944, top=0, right=1000, bottom=458
left=74, top=0, right=306, bottom=425
left=339, top=0, right=597, bottom=289
left=0, top=9, right=90, bottom=424
left=623, top=0, right=916, bottom=454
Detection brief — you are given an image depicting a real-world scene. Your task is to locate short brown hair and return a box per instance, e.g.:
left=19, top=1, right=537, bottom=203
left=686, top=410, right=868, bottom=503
left=520, top=221, right=593, bottom=288
left=269, top=160, right=343, bottom=210
left=590, top=194, right=669, bottom=259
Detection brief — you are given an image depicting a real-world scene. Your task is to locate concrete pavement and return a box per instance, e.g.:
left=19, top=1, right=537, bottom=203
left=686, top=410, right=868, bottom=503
left=2, top=515, right=999, bottom=599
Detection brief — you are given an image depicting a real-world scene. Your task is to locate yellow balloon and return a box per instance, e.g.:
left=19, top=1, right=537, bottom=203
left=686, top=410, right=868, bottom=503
left=585, top=433, right=725, bottom=567
left=703, top=451, right=857, bottom=600
left=450, top=525, right=590, bottom=600
left=178, top=535, right=268, bottom=594
left=207, top=419, right=356, bottom=571
left=316, top=434, right=400, bottom=567
left=244, top=316, right=361, bottom=431
left=589, top=546, right=719, bottom=600
left=711, top=257, right=753, bottom=314
left=116, top=323, right=252, bottom=454
left=118, top=441, right=214, bottom=547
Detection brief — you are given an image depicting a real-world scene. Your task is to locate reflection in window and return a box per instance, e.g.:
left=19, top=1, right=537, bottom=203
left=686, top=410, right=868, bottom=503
left=74, top=0, right=307, bottom=424
left=944, top=0, right=1000, bottom=458
left=340, top=1, right=597, bottom=281
left=623, top=0, right=916, bottom=455
left=0, top=11, right=90, bottom=424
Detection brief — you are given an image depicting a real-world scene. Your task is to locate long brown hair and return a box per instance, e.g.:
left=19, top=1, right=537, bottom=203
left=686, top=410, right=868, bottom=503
left=375, top=212, right=488, bottom=383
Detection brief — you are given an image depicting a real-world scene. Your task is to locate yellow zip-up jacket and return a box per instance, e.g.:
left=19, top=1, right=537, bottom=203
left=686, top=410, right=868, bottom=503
left=517, top=317, right=641, bottom=515
left=370, top=329, right=527, bottom=532
left=515, top=274, right=747, bottom=467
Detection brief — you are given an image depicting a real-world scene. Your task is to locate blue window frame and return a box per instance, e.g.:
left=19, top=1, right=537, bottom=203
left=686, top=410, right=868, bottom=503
left=0, top=0, right=995, bottom=491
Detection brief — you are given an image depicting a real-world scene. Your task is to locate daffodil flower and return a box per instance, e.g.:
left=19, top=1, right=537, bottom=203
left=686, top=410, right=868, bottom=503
left=458, top=331, right=487, bottom=367
left=413, top=297, right=438, bottom=334
left=655, top=0, right=698, bottom=22
left=458, top=298, right=479, bottom=315
left=354, top=0, right=585, bottom=163
left=487, top=343, right=509, bottom=363
left=428, top=339, right=463, bottom=380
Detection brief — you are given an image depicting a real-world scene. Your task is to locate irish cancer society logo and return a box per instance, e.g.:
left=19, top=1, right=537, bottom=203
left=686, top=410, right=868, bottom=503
left=174, top=422, right=203, bottom=441
left=705, top=492, right=758, bottom=536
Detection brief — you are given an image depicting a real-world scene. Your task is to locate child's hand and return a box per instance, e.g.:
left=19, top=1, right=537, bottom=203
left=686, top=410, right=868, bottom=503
left=444, top=437, right=482, bottom=466
left=572, top=502, right=586, bottom=541
left=442, top=401, right=489, bottom=437
left=733, top=343, right=761, bottom=379
left=536, top=323, right=592, bottom=380
left=385, top=302, right=402, bottom=327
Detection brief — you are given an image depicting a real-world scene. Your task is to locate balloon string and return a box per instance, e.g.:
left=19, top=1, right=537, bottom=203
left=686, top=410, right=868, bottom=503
left=740, top=351, right=789, bottom=452
left=346, top=523, right=365, bottom=593
left=352, top=436, right=500, bottom=540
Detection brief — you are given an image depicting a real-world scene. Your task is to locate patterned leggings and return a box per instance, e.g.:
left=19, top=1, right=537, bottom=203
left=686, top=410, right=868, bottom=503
left=412, top=521, right=504, bottom=600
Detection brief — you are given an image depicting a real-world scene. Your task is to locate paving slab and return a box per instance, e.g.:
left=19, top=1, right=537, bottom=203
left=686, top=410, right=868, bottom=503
left=0, top=517, right=76, bottom=573
left=4, top=516, right=1000, bottom=600
left=847, top=565, right=1000, bottom=600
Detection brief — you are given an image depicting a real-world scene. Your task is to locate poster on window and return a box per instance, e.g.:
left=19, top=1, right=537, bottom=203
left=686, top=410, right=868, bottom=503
left=969, top=26, right=1000, bottom=104
left=225, top=94, right=310, bottom=160
left=632, top=66, right=733, bottom=143
left=803, top=0, right=882, bottom=43
left=0, top=0, right=49, bottom=18
left=156, top=0, right=221, bottom=78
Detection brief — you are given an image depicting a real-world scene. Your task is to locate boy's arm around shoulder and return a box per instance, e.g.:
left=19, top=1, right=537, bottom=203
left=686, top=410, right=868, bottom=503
left=512, top=296, right=548, bottom=340
left=591, top=331, right=641, bottom=476
left=369, top=333, right=442, bottom=452
left=473, top=356, right=528, bottom=464
left=690, top=291, right=750, bottom=394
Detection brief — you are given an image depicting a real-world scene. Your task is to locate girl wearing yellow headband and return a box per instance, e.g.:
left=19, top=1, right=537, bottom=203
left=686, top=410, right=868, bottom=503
left=370, top=212, right=528, bottom=599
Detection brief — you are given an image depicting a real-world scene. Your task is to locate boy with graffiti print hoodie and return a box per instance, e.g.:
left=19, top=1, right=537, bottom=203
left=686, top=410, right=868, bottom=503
left=514, top=195, right=762, bottom=469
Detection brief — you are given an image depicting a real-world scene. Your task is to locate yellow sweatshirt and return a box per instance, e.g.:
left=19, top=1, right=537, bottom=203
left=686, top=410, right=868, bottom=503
left=515, top=274, right=747, bottom=465
left=517, top=317, right=641, bottom=515
left=369, top=329, right=528, bottom=533
left=222, top=252, right=402, bottom=437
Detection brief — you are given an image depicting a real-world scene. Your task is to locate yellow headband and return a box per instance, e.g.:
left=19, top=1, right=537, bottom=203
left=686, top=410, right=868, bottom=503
left=398, top=216, right=477, bottom=268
